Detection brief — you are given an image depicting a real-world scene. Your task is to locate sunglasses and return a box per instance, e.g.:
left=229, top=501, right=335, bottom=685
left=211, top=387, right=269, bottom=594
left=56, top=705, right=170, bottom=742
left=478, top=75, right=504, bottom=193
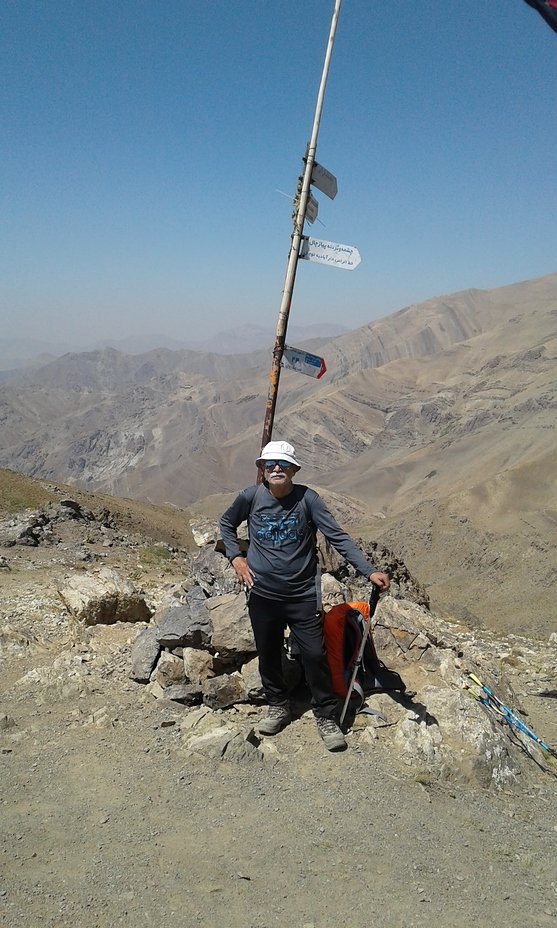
left=262, top=460, right=293, bottom=470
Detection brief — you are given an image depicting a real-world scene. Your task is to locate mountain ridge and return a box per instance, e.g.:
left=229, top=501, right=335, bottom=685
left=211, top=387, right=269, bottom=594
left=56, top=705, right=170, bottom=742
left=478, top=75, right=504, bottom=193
left=1, top=272, right=556, bottom=634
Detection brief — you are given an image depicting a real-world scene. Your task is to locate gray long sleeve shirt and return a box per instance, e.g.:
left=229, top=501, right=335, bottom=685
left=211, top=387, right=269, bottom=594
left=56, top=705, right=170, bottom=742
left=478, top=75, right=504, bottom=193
left=219, top=483, right=377, bottom=601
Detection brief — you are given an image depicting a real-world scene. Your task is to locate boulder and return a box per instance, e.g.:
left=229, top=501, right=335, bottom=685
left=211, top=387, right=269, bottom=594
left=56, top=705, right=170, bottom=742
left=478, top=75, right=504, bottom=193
left=57, top=567, right=152, bottom=626
left=155, top=600, right=212, bottom=650
left=188, top=546, right=240, bottom=596
left=393, top=685, right=520, bottom=790
left=186, top=586, right=213, bottom=632
left=161, top=683, right=203, bottom=706
left=205, top=592, right=256, bottom=661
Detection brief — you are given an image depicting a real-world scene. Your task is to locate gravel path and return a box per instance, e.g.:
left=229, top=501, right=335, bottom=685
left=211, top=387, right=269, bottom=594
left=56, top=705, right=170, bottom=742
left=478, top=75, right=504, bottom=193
left=2, top=628, right=557, bottom=928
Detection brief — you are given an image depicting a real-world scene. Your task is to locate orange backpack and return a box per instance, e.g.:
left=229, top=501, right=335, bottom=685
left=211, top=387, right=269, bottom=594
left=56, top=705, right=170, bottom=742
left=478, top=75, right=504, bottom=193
left=323, top=601, right=406, bottom=702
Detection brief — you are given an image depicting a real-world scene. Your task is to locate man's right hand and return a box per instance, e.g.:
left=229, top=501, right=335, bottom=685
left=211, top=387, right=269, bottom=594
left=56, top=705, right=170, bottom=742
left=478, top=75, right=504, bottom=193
left=231, top=556, right=255, bottom=589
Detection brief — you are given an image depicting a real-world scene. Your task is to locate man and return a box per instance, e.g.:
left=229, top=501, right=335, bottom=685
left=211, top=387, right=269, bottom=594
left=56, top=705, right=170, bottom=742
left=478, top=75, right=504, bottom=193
left=219, top=440, right=390, bottom=752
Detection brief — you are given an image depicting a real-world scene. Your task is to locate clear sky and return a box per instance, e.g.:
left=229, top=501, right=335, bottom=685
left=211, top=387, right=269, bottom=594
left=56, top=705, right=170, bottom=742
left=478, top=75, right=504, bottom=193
left=2, top=0, right=557, bottom=349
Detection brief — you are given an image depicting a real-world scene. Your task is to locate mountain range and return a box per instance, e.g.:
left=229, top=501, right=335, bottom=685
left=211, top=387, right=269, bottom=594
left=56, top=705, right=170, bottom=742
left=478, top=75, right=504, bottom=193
left=1, top=272, right=556, bottom=636
left=0, top=322, right=350, bottom=372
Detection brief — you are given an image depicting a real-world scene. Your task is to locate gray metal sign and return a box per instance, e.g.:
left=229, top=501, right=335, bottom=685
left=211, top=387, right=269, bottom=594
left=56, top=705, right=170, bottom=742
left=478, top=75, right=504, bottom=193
left=311, top=162, right=338, bottom=200
left=305, top=194, right=319, bottom=224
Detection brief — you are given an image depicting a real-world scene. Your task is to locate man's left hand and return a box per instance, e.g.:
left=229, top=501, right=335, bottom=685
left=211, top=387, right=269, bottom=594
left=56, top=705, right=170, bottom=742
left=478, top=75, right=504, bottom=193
left=370, top=571, right=390, bottom=592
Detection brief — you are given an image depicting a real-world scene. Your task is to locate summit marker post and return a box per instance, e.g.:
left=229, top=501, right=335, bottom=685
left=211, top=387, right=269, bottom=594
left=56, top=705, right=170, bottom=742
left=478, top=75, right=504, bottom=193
left=260, top=0, right=344, bottom=452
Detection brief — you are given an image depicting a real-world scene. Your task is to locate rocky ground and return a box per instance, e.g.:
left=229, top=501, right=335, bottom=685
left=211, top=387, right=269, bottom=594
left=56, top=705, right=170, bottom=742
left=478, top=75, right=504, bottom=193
left=1, top=481, right=557, bottom=928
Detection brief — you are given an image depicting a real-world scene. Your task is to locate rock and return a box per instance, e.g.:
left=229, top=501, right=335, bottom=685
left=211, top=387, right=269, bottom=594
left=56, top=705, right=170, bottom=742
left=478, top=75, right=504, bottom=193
left=87, top=707, right=113, bottom=729
left=206, top=592, right=256, bottom=661
left=320, top=573, right=349, bottom=609
left=240, top=657, right=264, bottom=701
left=58, top=499, right=83, bottom=518
left=189, top=518, right=219, bottom=547
left=317, top=535, right=346, bottom=574
left=0, top=556, right=11, bottom=570
left=12, top=520, right=41, bottom=546
left=57, top=567, right=152, bottom=626
left=0, top=714, right=16, bottom=731
left=161, top=683, right=203, bottom=706
left=202, top=672, right=247, bottom=709
left=152, top=652, right=187, bottom=688
left=183, top=726, right=236, bottom=759
left=129, top=626, right=160, bottom=683
left=15, top=653, right=91, bottom=702
left=181, top=714, right=261, bottom=764
left=155, top=605, right=192, bottom=648
left=180, top=706, right=216, bottom=732
left=183, top=647, right=214, bottom=684
left=371, top=596, right=430, bottom=661
left=186, top=585, right=211, bottom=622
left=394, top=685, right=521, bottom=790
left=223, top=731, right=262, bottom=764
left=155, top=600, right=212, bottom=649
left=147, top=681, right=166, bottom=699
left=188, top=546, right=239, bottom=596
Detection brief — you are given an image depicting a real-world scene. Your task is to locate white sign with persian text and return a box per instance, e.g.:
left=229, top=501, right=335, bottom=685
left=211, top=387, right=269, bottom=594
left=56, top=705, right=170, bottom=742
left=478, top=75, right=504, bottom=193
left=299, top=236, right=361, bottom=270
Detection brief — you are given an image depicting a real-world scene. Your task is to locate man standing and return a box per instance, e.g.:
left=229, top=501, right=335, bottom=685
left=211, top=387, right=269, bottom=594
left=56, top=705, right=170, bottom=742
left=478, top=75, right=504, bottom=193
left=219, top=440, right=390, bottom=751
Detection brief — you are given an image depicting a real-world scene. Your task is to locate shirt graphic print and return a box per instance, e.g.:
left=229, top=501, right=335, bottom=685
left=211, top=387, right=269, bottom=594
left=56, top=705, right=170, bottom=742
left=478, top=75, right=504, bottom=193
left=256, top=510, right=301, bottom=546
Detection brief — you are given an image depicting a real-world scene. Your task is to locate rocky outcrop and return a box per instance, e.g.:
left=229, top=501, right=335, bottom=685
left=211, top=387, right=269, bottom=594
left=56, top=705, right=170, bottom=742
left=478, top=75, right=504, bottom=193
left=2, top=479, right=555, bottom=789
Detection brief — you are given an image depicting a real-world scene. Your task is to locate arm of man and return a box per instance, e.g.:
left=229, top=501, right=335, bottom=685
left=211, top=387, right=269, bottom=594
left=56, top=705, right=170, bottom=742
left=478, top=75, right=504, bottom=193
left=306, top=490, right=390, bottom=592
left=218, top=488, right=257, bottom=589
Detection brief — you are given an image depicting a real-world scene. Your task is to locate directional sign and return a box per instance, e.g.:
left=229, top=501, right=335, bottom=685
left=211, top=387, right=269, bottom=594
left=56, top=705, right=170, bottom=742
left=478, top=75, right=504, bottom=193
left=311, top=162, right=338, bottom=200
left=282, top=346, right=327, bottom=379
left=299, top=236, right=361, bottom=270
left=305, top=193, right=319, bottom=225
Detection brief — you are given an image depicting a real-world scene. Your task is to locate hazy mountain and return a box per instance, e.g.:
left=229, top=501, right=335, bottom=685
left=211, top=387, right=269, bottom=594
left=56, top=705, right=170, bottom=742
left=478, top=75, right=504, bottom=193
left=182, top=322, right=351, bottom=355
left=0, top=322, right=350, bottom=371
left=1, top=272, right=555, bottom=634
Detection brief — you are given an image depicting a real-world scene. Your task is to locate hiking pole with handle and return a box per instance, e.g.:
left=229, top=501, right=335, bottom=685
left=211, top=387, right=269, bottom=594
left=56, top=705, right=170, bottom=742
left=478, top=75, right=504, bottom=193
left=339, top=583, right=381, bottom=728
left=465, top=672, right=557, bottom=760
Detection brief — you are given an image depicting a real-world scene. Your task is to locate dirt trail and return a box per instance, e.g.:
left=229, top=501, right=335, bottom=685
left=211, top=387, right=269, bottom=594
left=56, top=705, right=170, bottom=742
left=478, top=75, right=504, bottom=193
left=2, top=623, right=557, bottom=928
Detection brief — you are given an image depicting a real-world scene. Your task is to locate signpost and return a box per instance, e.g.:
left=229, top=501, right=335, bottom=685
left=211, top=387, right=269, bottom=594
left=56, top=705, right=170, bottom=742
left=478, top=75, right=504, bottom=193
left=260, top=0, right=355, bottom=455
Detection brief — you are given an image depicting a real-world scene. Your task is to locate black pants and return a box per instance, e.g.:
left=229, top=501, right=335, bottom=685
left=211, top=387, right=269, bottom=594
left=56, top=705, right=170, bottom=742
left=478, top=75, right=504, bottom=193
left=248, top=591, right=338, bottom=719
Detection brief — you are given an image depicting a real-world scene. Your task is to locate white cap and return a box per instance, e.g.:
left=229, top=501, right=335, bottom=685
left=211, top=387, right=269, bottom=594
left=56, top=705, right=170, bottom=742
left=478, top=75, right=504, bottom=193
left=255, top=440, right=301, bottom=469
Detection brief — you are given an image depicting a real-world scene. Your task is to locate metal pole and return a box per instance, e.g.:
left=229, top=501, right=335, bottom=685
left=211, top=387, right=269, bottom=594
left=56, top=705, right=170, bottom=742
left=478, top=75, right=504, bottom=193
left=260, top=0, right=343, bottom=452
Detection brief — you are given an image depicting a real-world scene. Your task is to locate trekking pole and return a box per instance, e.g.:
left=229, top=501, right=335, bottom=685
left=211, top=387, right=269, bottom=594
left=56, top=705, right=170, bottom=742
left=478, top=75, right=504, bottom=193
left=465, top=672, right=557, bottom=760
left=340, top=583, right=381, bottom=728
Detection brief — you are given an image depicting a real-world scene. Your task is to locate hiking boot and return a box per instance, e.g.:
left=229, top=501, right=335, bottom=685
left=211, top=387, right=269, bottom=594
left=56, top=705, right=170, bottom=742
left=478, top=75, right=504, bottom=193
left=315, top=717, right=347, bottom=751
left=257, top=704, right=292, bottom=735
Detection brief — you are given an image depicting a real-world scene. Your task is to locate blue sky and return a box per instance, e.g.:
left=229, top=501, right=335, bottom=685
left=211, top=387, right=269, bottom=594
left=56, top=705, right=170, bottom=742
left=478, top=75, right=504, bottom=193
left=2, top=0, right=557, bottom=349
